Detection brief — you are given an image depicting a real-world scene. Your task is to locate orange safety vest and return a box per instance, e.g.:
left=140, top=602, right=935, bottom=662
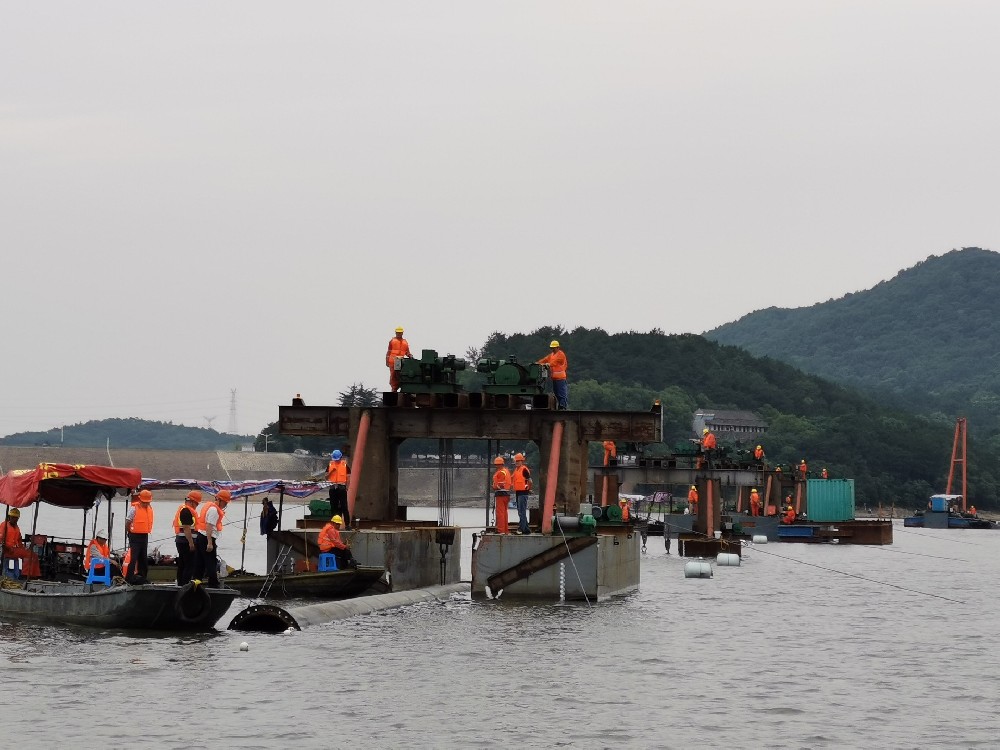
left=129, top=503, right=154, bottom=534
left=702, top=433, right=717, bottom=450
left=0, top=521, right=22, bottom=552
left=620, top=502, right=630, bottom=522
left=196, top=501, right=224, bottom=534
left=327, top=460, right=348, bottom=484
left=318, top=522, right=347, bottom=552
left=750, top=490, right=760, bottom=505
left=173, top=503, right=197, bottom=535
left=537, top=350, right=568, bottom=380
left=512, top=465, right=531, bottom=492
left=821, top=468, right=828, bottom=479
left=492, top=468, right=511, bottom=492
left=754, top=446, right=764, bottom=460
left=121, top=548, right=131, bottom=572
left=83, top=539, right=110, bottom=572
left=798, top=462, right=808, bottom=475
left=386, top=337, right=411, bottom=366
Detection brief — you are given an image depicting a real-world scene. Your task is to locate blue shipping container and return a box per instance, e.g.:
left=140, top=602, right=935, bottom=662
left=805, top=479, right=855, bottom=522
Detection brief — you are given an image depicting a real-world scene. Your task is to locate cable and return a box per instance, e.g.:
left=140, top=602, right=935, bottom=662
left=555, top=520, right=592, bottom=608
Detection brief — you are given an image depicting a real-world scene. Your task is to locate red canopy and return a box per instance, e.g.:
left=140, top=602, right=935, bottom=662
left=0, top=463, right=142, bottom=510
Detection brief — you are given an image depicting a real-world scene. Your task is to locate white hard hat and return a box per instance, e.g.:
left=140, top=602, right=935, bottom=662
left=96, top=529, right=107, bottom=539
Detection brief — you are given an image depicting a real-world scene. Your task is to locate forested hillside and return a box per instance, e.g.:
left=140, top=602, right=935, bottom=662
left=0, top=418, right=247, bottom=451
left=472, top=328, right=1000, bottom=509
left=706, top=247, right=1000, bottom=446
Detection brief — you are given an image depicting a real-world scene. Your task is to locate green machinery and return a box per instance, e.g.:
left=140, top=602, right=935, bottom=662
left=398, top=349, right=467, bottom=394
left=475, top=355, right=547, bottom=395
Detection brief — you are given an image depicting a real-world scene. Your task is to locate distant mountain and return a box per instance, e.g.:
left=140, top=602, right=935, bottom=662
left=706, top=247, right=1000, bottom=440
left=0, top=418, right=249, bottom=451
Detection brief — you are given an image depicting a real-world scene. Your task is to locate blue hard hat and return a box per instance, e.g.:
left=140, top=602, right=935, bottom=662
left=331, top=450, right=342, bottom=460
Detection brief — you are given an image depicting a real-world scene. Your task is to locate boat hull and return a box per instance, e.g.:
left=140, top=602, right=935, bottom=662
left=222, top=567, right=387, bottom=599
left=0, top=580, right=239, bottom=631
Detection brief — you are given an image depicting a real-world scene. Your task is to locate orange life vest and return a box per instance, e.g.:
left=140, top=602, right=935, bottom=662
left=83, top=539, right=110, bottom=572
left=196, top=501, right=224, bottom=534
left=130, top=503, right=154, bottom=534
left=702, top=432, right=717, bottom=450
left=0, top=521, right=22, bottom=552
left=492, top=468, right=511, bottom=492
left=754, top=446, right=764, bottom=460
left=537, top=350, right=568, bottom=380
left=318, top=522, right=346, bottom=552
left=173, top=503, right=197, bottom=534
left=620, top=502, right=630, bottom=522
left=327, top=460, right=348, bottom=484
left=386, top=337, right=410, bottom=366
left=512, top=465, right=531, bottom=492
left=688, top=489, right=698, bottom=504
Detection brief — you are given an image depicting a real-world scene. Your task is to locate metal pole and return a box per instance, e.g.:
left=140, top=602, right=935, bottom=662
left=240, top=495, right=249, bottom=573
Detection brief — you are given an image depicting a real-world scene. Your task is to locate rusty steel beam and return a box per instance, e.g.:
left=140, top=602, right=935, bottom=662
left=278, top=404, right=661, bottom=442
left=486, top=535, right=598, bottom=592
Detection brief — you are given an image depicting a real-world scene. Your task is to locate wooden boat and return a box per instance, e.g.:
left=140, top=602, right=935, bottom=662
left=222, top=566, right=388, bottom=599
left=0, top=463, right=239, bottom=631
left=0, top=579, right=239, bottom=630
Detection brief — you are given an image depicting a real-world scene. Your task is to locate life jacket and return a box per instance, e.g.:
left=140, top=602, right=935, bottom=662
left=702, top=433, right=717, bottom=450
left=121, top=548, right=132, bottom=573
left=749, top=490, right=760, bottom=505
left=386, top=337, right=410, bottom=366
left=688, top=489, right=698, bottom=505
left=327, top=460, right=348, bottom=484
left=318, top=522, right=346, bottom=552
left=512, top=465, right=531, bottom=492
left=492, top=468, right=511, bottom=492
left=538, top=351, right=568, bottom=380
left=620, top=502, right=630, bottom=522
left=0, top=521, right=22, bottom=551
left=130, top=503, right=154, bottom=534
left=196, top=501, right=224, bottom=534
left=173, top=503, right=197, bottom=535
left=754, top=447, right=764, bottom=460
left=83, top=539, right=110, bottom=572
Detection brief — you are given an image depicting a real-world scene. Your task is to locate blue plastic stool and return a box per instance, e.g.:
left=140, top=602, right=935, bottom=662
left=317, top=553, right=338, bottom=572
left=2, top=557, right=21, bottom=580
left=86, top=557, right=112, bottom=586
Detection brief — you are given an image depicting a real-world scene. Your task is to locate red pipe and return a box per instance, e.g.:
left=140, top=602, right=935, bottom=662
left=347, top=410, right=371, bottom=521
left=705, top=481, right=714, bottom=538
left=541, top=421, right=564, bottom=535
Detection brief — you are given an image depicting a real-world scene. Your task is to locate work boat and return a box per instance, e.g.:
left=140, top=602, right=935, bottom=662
left=0, top=463, right=238, bottom=631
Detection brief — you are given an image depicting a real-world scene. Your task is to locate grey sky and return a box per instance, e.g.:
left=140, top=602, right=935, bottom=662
left=2, top=2, right=997, bottom=437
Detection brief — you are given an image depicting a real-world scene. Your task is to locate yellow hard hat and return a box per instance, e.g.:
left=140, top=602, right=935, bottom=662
left=493, top=456, right=504, bottom=465
left=690, top=485, right=696, bottom=490
left=7, top=508, right=20, bottom=518
left=331, top=515, right=344, bottom=524
left=702, top=428, right=709, bottom=434
left=756, top=445, right=762, bottom=449
left=395, top=327, right=404, bottom=333
left=549, top=340, right=560, bottom=348
left=619, top=498, right=626, bottom=504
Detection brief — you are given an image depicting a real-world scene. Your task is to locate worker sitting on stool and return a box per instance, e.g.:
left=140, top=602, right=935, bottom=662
left=318, top=515, right=357, bottom=569
left=781, top=502, right=796, bottom=524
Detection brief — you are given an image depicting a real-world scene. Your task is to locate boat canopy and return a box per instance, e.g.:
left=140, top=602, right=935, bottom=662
left=0, top=463, right=142, bottom=510
left=138, top=478, right=328, bottom=499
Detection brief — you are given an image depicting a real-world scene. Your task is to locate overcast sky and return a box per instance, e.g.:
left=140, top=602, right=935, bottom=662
left=2, top=2, right=997, bottom=438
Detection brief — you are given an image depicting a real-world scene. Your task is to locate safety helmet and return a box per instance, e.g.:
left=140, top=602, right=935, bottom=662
left=95, top=529, right=107, bottom=539
left=690, top=485, right=696, bottom=490
left=217, top=489, right=233, bottom=502
left=6, top=508, right=19, bottom=518
left=514, top=453, right=525, bottom=462
left=138, top=489, right=152, bottom=502
left=331, top=515, right=344, bottom=525
left=702, top=428, right=709, bottom=434
left=751, top=487, right=758, bottom=492
left=395, top=327, right=404, bottom=333
left=756, top=445, right=762, bottom=449
left=331, top=450, right=343, bottom=460
left=186, top=490, right=202, bottom=504
left=619, top=498, right=627, bottom=504
left=493, top=456, right=504, bottom=465
left=801, top=458, right=806, bottom=462
left=549, top=340, right=560, bottom=348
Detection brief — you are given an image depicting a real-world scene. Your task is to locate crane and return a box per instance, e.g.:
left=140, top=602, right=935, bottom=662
left=945, top=417, right=967, bottom=512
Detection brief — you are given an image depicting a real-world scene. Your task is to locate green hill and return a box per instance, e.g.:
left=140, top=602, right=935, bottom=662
left=706, top=247, right=1000, bottom=442
left=0, top=418, right=248, bottom=451
left=474, top=327, right=1000, bottom=509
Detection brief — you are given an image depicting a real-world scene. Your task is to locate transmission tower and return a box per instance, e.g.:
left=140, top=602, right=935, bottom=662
left=228, top=389, right=238, bottom=435
left=203, top=416, right=218, bottom=430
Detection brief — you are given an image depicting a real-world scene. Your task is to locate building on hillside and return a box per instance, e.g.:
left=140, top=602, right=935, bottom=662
left=692, top=409, right=767, bottom=443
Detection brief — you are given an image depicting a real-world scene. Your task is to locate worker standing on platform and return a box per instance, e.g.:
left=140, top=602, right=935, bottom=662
left=798, top=459, right=808, bottom=480
left=512, top=453, right=532, bottom=535
left=0, top=508, right=40, bottom=578
left=754, top=444, right=765, bottom=463
left=619, top=497, right=630, bottom=522
left=701, top=428, right=717, bottom=467
left=173, top=490, right=201, bottom=585
left=749, top=488, right=761, bottom=517
left=603, top=440, right=617, bottom=466
left=386, top=326, right=413, bottom=393
left=125, top=489, right=154, bottom=584
left=687, top=485, right=699, bottom=517
left=536, top=340, right=569, bottom=410
left=327, top=449, right=350, bottom=528
left=196, top=489, right=231, bottom=587
left=821, top=467, right=829, bottom=479
left=492, top=456, right=511, bottom=534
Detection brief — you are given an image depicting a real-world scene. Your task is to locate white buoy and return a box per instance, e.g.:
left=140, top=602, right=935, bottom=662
left=283, top=627, right=295, bottom=635
left=239, top=642, right=249, bottom=652
left=684, top=561, right=713, bottom=578
left=752, top=534, right=768, bottom=544
left=716, top=552, right=741, bottom=566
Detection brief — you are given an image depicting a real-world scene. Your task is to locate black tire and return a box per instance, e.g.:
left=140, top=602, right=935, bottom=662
left=173, top=582, right=213, bottom=625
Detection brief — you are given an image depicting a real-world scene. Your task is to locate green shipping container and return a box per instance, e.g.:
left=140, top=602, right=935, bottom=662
left=805, top=479, right=855, bottom=521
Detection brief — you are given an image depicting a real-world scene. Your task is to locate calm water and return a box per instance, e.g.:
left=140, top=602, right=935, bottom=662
left=3, top=505, right=1000, bottom=749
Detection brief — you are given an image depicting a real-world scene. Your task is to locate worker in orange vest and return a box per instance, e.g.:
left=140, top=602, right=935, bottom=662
left=798, top=459, right=808, bottom=480
left=83, top=529, right=117, bottom=579
left=821, top=467, right=829, bottom=479
left=749, top=488, right=761, bottom=517
left=512, top=453, right=532, bottom=535
left=619, top=497, right=630, bottom=522
left=782, top=500, right=796, bottom=524
left=125, top=489, right=154, bottom=583
left=970, top=505, right=977, bottom=516
left=701, top=428, right=717, bottom=467
left=0, top=508, right=40, bottom=579
left=492, top=457, right=511, bottom=534
left=687, top=485, right=699, bottom=517
left=327, top=449, right=351, bottom=528
left=318, top=515, right=356, bottom=569
left=173, top=490, right=202, bottom=585
left=602, top=440, right=617, bottom=466
left=753, top=444, right=765, bottom=462
left=386, top=326, right=413, bottom=392
left=196, top=489, right=232, bottom=587
left=536, top=340, right=569, bottom=410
